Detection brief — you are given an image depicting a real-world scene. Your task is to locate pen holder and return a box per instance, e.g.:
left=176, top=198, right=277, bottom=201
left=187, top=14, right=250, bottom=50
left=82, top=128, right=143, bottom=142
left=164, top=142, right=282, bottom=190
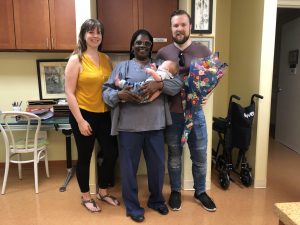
left=12, top=106, right=22, bottom=112
left=12, top=106, right=22, bottom=121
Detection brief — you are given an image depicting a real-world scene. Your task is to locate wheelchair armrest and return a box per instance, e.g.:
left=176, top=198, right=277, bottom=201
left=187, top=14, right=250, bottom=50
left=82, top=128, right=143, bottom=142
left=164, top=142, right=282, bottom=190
left=213, top=117, right=226, bottom=123
left=213, top=117, right=228, bottom=133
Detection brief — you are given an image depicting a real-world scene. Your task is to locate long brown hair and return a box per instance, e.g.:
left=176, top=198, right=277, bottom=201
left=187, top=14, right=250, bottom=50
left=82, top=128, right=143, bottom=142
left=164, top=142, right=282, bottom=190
left=73, top=19, right=104, bottom=61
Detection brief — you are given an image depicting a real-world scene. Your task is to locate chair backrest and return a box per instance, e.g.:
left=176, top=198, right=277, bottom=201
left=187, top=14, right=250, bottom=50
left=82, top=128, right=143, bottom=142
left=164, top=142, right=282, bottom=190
left=0, top=111, right=42, bottom=154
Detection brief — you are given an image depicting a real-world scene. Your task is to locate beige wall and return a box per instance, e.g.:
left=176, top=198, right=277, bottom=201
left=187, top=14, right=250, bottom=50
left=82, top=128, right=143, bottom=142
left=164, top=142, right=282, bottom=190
left=0, top=52, right=77, bottom=162
left=214, top=0, right=231, bottom=118
left=211, top=0, right=231, bottom=160
left=228, top=0, right=276, bottom=188
left=230, top=0, right=262, bottom=183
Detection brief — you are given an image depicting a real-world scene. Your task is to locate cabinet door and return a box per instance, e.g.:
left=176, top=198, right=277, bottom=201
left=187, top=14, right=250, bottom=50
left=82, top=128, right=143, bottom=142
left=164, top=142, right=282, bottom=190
left=13, top=0, right=51, bottom=50
left=139, top=0, right=178, bottom=52
left=0, top=0, right=15, bottom=49
left=49, top=0, right=76, bottom=50
left=97, top=0, right=139, bottom=52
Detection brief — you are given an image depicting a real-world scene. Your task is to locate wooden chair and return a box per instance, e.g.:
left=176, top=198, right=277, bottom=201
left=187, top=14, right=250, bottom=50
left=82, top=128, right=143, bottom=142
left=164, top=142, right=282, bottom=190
left=0, top=111, right=49, bottom=194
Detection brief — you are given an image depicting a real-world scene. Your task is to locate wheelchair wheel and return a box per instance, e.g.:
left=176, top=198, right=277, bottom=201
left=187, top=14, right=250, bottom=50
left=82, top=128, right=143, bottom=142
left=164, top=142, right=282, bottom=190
left=240, top=168, right=252, bottom=187
left=219, top=171, right=230, bottom=190
left=216, top=155, right=225, bottom=171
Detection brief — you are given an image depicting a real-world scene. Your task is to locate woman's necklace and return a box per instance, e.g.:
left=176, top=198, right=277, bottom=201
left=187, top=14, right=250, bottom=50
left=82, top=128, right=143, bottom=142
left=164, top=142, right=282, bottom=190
left=133, top=58, right=150, bottom=72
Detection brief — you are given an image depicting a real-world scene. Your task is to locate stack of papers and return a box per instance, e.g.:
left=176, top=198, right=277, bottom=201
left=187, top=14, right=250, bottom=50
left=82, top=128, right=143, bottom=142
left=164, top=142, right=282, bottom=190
left=26, top=100, right=56, bottom=120
left=53, top=104, right=70, bottom=117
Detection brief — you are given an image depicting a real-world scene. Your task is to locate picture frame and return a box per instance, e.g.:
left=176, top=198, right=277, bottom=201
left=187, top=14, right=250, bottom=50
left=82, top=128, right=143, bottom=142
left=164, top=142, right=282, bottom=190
left=191, top=37, right=214, bottom=51
left=36, top=59, right=68, bottom=100
left=191, top=0, right=213, bottom=34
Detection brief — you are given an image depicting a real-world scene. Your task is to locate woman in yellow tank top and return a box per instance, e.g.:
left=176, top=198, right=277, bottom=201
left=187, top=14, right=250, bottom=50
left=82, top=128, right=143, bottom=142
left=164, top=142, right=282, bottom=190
left=65, top=19, right=119, bottom=213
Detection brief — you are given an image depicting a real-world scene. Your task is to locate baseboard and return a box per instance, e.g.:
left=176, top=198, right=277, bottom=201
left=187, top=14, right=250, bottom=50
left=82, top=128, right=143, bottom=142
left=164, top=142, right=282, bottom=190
left=254, top=179, right=267, bottom=188
left=182, top=179, right=194, bottom=190
left=182, top=179, right=211, bottom=190
left=0, top=160, right=77, bottom=169
left=89, top=184, right=97, bottom=194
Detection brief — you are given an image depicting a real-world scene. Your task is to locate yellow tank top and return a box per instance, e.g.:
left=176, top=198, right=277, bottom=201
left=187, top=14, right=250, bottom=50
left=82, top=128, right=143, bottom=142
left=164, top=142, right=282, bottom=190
left=76, top=52, right=111, bottom=112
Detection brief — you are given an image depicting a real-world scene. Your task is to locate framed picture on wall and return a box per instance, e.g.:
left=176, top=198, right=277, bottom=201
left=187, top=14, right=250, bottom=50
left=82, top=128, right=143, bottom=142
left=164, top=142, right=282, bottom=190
left=191, top=0, right=213, bottom=34
left=36, top=59, right=68, bottom=100
left=191, top=37, right=214, bottom=51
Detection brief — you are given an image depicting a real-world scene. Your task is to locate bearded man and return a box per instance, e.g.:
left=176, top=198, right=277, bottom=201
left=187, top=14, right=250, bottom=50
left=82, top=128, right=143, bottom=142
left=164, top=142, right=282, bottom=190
left=156, top=9, right=217, bottom=212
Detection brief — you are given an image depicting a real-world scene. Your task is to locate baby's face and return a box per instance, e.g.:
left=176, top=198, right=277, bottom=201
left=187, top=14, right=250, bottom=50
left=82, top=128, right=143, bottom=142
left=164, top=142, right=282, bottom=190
left=161, top=61, right=176, bottom=74
left=161, top=61, right=172, bottom=70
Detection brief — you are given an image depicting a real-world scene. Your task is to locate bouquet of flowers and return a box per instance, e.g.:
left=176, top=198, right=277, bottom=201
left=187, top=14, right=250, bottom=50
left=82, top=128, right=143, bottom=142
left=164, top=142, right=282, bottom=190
left=181, top=52, right=228, bottom=145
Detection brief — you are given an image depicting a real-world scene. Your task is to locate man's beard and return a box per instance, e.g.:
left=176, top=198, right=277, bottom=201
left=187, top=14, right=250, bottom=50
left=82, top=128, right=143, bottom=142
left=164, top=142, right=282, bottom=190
left=173, top=32, right=190, bottom=45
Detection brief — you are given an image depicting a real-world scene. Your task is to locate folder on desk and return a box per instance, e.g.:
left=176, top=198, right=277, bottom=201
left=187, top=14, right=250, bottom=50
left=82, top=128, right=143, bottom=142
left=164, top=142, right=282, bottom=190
left=26, top=100, right=56, bottom=120
left=28, top=100, right=57, bottom=105
left=26, top=107, right=54, bottom=120
left=39, top=111, right=54, bottom=120
left=27, top=100, right=56, bottom=109
left=53, top=104, right=70, bottom=117
left=26, top=100, right=69, bottom=118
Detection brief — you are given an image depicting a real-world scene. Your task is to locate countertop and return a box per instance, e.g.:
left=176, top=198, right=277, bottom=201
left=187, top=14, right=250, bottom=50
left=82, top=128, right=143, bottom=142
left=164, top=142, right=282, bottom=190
left=274, top=202, right=300, bottom=225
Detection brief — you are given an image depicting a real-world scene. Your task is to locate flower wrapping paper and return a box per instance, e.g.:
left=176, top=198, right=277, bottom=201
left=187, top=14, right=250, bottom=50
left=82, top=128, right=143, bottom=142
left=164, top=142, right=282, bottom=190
left=181, top=52, right=228, bottom=145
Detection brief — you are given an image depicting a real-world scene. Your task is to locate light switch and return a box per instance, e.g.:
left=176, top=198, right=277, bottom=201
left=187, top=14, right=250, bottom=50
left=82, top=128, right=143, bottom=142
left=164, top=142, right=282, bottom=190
left=290, top=67, right=297, bottom=75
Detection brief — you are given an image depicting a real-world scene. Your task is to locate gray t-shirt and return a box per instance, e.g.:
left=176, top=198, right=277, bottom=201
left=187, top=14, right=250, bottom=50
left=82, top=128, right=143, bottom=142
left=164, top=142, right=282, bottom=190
left=156, top=42, right=211, bottom=113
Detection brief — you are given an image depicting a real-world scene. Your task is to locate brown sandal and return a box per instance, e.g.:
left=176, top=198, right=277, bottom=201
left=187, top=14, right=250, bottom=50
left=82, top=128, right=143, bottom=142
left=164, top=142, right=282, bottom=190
left=96, top=193, right=120, bottom=206
left=81, top=197, right=101, bottom=213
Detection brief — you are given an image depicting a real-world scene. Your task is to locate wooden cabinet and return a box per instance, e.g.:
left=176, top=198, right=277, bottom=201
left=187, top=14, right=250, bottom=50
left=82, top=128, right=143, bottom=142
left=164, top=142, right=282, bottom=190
left=97, top=0, right=178, bottom=52
left=13, top=0, right=51, bottom=50
left=0, top=0, right=15, bottom=49
left=0, top=0, right=76, bottom=51
left=138, top=0, right=178, bottom=52
left=97, top=0, right=137, bottom=52
left=48, top=0, right=77, bottom=50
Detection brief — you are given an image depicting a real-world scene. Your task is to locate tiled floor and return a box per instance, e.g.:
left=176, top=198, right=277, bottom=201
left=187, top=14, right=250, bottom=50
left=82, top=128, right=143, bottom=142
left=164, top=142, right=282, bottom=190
left=0, top=138, right=299, bottom=225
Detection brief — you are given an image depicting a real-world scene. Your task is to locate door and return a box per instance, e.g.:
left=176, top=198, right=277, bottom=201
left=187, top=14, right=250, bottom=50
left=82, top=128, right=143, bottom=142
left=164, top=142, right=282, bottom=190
left=97, top=0, right=177, bottom=52
left=13, top=0, right=51, bottom=49
left=97, top=0, right=138, bottom=52
left=139, top=0, right=177, bottom=51
left=0, top=0, right=15, bottom=49
left=49, top=0, right=76, bottom=50
left=275, top=17, right=300, bottom=153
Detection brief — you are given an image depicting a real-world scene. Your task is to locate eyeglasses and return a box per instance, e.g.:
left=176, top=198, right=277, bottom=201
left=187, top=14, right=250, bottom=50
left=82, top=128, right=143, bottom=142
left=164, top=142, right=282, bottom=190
left=134, top=40, right=152, bottom=48
left=178, top=51, right=185, bottom=67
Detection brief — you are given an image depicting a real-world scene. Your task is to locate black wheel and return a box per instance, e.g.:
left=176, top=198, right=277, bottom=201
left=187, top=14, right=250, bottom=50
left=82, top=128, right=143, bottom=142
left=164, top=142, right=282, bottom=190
left=212, top=148, right=217, bottom=158
left=219, top=171, right=230, bottom=190
left=211, top=149, right=217, bottom=167
left=216, top=155, right=225, bottom=171
left=240, top=169, right=252, bottom=187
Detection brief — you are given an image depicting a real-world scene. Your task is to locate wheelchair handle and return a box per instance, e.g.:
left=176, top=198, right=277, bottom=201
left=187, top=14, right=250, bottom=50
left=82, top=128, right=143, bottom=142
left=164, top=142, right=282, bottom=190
left=230, top=95, right=241, bottom=102
left=227, top=95, right=241, bottom=117
left=251, top=94, right=264, bottom=103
